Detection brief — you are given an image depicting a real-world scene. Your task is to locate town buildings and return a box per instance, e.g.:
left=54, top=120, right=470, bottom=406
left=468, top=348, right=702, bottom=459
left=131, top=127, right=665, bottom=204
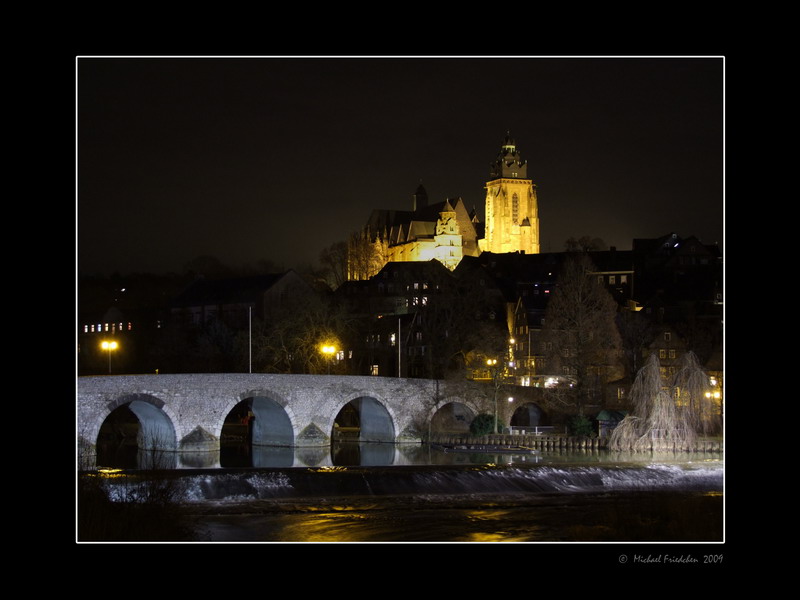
left=78, top=134, right=722, bottom=417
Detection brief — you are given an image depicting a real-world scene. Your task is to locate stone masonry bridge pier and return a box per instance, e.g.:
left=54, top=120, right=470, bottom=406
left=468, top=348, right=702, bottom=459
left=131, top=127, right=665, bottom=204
left=77, top=373, right=497, bottom=469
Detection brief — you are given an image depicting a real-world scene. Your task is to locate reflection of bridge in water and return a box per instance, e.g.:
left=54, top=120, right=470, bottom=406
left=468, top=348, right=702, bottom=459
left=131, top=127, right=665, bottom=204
left=77, top=373, right=547, bottom=469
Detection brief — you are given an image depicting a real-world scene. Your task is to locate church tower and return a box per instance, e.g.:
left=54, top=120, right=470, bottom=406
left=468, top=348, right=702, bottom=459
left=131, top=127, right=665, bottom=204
left=480, top=134, right=540, bottom=255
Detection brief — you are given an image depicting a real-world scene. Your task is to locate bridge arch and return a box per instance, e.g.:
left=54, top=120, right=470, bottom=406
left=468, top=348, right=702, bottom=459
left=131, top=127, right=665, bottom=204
left=430, top=399, right=478, bottom=435
left=509, top=401, right=546, bottom=428
left=235, top=389, right=297, bottom=447
left=332, top=394, right=397, bottom=443
left=96, top=393, right=179, bottom=469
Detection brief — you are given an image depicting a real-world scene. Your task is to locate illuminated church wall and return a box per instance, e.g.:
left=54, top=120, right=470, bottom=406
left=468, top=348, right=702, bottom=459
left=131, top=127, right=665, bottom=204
left=348, top=134, right=539, bottom=280
left=480, top=134, right=540, bottom=256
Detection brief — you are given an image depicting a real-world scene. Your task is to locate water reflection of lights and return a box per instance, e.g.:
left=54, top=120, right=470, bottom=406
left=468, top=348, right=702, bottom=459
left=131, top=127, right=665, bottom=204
left=97, top=467, right=124, bottom=476
left=312, top=466, right=348, bottom=473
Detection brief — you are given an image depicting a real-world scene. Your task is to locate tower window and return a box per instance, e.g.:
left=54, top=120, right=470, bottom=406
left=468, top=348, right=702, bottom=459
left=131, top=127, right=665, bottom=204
left=512, top=193, right=519, bottom=224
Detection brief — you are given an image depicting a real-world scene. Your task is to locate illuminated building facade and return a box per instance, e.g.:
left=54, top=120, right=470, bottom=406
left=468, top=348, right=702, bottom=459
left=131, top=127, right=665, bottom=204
left=348, top=187, right=481, bottom=280
left=479, top=134, right=540, bottom=255
left=349, top=134, right=540, bottom=280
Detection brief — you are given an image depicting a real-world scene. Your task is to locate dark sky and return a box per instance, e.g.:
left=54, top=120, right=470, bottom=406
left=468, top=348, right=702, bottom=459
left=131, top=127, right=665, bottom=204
left=77, top=56, right=724, bottom=276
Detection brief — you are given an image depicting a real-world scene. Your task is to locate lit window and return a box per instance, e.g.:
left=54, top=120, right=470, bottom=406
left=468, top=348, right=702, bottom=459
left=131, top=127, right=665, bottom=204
left=370, top=365, right=379, bottom=376
left=609, top=276, right=616, bottom=284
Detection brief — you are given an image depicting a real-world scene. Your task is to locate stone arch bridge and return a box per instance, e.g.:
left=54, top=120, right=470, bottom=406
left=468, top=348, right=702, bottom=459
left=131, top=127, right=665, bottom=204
left=77, top=373, right=512, bottom=469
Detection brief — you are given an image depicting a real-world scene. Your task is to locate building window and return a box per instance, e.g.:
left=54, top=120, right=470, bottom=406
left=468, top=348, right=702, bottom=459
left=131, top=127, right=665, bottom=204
left=609, top=275, right=616, bottom=284
left=512, top=193, right=519, bottom=224
left=664, top=332, right=671, bottom=342
left=370, top=365, right=379, bottom=376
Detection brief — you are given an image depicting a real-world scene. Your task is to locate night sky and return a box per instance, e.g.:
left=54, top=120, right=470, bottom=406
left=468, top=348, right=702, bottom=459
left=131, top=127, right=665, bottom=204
left=77, top=56, right=724, bottom=276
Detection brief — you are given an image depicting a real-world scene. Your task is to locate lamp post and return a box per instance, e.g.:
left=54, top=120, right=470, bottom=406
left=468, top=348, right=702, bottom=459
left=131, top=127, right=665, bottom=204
left=321, top=344, right=336, bottom=374
left=487, top=358, right=499, bottom=433
left=101, top=340, right=118, bottom=374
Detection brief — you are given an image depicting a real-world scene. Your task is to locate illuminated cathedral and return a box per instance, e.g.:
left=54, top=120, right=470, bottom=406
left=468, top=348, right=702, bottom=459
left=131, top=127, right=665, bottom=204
left=348, top=134, right=540, bottom=280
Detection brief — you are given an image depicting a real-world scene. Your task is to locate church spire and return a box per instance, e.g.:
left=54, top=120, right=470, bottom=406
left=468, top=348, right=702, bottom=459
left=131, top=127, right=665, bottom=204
left=490, top=132, right=528, bottom=180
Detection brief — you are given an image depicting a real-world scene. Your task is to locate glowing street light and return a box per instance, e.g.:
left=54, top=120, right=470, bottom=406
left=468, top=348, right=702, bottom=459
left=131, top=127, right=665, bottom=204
left=101, top=340, right=118, bottom=374
left=321, top=344, right=337, bottom=374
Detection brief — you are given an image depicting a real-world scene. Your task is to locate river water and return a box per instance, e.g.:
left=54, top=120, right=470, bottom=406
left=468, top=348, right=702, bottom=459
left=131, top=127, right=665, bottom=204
left=89, top=443, right=725, bottom=544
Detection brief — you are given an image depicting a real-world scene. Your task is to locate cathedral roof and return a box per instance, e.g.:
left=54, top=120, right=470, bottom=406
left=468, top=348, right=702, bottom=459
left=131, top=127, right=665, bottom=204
left=367, top=198, right=466, bottom=234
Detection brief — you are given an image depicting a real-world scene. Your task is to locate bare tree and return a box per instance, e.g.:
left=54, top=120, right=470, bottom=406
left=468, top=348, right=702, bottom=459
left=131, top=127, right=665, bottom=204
left=565, top=236, right=607, bottom=252
left=616, top=309, right=657, bottom=379
left=319, top=240, right=349, bottom=290
left=542, top=253, right=622, bottom=412
left=347, top=230, right=385, bottom=281
left=672, top=351, right=721, bottom=436
left=251, top=293, right=356, bottom=374
left=609, top=353, right=711, bottom=451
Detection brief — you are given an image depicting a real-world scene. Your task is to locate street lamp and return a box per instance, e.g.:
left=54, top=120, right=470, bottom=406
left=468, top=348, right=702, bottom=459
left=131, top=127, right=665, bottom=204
left=101, top=340, right=118, bottom=374
left=487, top=358, right=499, bottom=434
left=321, top=344, right=336, bottom=374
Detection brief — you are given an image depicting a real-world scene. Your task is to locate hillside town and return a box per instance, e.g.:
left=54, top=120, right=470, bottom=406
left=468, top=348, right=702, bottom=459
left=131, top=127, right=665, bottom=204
left=78, top=136, right=723, bottom=433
